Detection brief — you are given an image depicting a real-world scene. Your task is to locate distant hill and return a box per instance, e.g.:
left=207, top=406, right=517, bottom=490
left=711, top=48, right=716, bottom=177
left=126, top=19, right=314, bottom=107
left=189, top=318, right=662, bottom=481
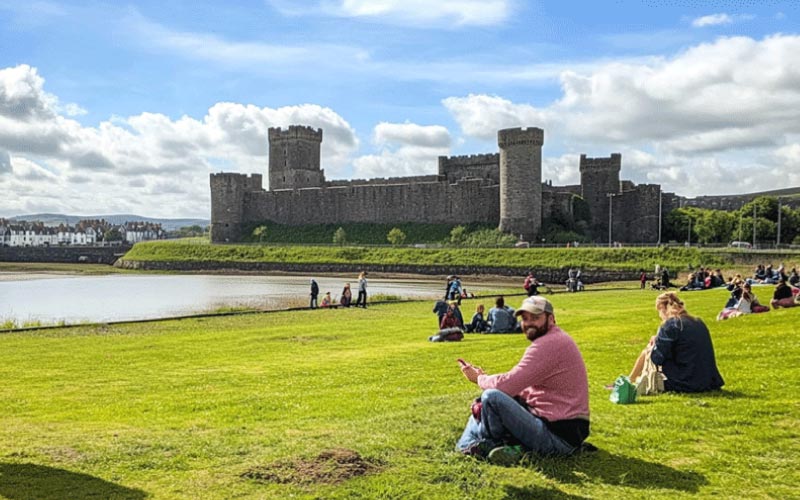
left=5, top=213, right=210, bottom=231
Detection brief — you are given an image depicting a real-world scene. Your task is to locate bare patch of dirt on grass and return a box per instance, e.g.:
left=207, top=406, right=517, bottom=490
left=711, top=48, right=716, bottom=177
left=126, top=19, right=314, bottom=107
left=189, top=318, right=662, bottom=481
left=241, top=448, right=382, bottom=485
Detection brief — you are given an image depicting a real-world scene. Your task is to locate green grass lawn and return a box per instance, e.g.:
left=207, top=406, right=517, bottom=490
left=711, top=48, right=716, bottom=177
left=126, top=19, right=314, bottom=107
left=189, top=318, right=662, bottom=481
left=0, top=287, right=797, bottom=499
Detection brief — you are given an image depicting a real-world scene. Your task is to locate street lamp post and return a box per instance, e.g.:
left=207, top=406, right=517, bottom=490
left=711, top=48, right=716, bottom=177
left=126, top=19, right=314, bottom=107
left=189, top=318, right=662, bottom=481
left=687, top=217, right=691, bottom=247
left=777, top=197, right=782, bottom=248
left=752, top=203, right=757, bottom=248
left=607, top=193, right=615, bottom=247
left=657, top=190, right=662, bottom=246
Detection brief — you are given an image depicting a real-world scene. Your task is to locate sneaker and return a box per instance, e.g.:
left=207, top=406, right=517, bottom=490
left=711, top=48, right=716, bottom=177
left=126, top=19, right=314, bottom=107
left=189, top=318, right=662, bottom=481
left=487, top=445, right=523, bottom=466
left=461, top=440, right=495, bottom=459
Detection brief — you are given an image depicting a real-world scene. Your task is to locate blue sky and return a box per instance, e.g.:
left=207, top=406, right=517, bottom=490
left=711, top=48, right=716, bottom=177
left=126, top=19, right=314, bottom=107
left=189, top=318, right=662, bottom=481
left=1, top=0, right=799, bottom=218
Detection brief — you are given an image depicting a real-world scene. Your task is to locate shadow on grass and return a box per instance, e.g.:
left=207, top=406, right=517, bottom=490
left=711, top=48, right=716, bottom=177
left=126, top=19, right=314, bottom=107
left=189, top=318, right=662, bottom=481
left=0, top=463, right=147, bottom=500
left=684, top=389, right=749, bottom=399
left=503, top=484, right=590, bottom=499
left=529, top=449, right=706, bottom=493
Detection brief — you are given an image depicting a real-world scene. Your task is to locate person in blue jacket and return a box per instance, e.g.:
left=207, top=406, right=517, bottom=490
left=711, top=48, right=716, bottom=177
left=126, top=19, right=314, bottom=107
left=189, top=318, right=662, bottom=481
left=629, top=292, right=724, bottom=393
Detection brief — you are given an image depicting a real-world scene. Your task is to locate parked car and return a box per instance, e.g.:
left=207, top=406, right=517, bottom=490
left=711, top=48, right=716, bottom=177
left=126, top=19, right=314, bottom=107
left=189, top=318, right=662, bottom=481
left=729, top=241, right=752, bottom=249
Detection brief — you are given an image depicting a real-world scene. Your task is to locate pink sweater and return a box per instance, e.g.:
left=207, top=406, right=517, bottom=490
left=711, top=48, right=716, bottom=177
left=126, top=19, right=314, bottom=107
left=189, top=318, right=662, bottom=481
left=477, top=325, right=590, bottom=422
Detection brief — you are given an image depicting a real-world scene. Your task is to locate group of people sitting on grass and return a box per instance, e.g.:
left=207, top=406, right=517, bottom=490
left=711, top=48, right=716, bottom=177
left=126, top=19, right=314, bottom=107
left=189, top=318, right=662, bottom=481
left=717, top=269, right=800, bottom=320
left=679, top=267, right=726, bottom=291
left=455, top=292, right=725, bottom=465
left=429, top=296, right=523, bottom=341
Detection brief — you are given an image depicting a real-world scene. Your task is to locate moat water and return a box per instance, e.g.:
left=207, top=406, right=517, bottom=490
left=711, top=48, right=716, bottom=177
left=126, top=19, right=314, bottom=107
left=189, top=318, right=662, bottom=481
left=0, top=273, right=499, bottom=325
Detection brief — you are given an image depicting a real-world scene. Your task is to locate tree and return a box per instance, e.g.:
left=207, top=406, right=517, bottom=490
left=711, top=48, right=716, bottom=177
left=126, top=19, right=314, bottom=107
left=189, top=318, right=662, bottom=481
left=694, top=210, right=735, bottom=244
left=252, top=225, right=267, bottom=243
left=104, top=228, right=123, bottom=242
left=387, top=227, right=406, bottom=246
left=449, top=225, right=467, bottom=245
left=740, top=196, right=778, bottom=221
left=333, top=227, right=347, bottom=245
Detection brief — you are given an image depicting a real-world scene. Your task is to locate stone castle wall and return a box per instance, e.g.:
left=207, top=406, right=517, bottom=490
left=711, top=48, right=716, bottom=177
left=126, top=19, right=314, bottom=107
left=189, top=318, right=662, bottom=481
left=212, top=124, right=794, bottom=244
left=326, top=175, right=441, bottom=187
left=243, top=179, right=500, bottom=226
left=438, top=154, right=500, bottom=184
left=614, top=184, right=662, bottom=243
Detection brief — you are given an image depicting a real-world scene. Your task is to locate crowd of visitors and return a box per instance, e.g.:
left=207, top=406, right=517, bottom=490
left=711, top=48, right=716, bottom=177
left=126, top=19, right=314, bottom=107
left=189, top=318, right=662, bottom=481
left=295, top=263, right=800, bottom=466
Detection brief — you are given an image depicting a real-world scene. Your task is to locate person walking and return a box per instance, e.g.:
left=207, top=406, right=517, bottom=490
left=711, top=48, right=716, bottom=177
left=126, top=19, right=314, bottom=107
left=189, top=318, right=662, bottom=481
left=355, top=271, right=368, bottom=308
left=309, top=278, right=319, bottom=309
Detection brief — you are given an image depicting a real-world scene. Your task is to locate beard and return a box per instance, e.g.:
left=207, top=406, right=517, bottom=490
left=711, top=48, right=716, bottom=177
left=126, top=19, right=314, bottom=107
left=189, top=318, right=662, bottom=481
left=524, top=317, right=551, bottom=341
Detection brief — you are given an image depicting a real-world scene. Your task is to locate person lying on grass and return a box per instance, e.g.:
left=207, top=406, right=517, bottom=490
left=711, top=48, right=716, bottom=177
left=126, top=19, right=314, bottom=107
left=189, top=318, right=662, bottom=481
left=629, top=292, right=725, bottom=393
left=456, top=296, right=590, bottom=464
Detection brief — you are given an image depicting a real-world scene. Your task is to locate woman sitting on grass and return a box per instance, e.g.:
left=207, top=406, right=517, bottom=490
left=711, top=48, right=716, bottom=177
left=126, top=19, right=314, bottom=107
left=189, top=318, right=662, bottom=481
left=718, top=282, right=764, bottom=319
left=770, top=279, right=798, bottom=309
left=465, top=304, right=488, bottom=333
left=429, top=304, right=464, bottom=342
left=629, top=292, right=724, bottom=393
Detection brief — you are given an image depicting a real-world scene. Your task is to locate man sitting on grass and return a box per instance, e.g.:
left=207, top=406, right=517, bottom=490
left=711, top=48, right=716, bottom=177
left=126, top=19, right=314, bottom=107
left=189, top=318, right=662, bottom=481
left=456, top=296, right=590, bottom=465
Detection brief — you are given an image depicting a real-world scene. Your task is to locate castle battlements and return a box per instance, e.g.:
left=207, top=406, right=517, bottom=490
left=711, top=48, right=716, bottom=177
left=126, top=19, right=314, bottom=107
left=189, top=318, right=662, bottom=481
left=438, top=153, right=499, bottom=166
left=497, top=127, right=544, bottom=147
left=579, top=153, right=621, bottom=173
left=210, top=172, right=263, bottom=191
left=268, top=125, right=322, bottom=142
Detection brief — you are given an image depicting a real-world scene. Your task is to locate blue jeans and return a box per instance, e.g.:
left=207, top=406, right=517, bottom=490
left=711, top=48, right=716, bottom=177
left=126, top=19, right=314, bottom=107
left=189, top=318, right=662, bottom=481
left=456, top=389, right=577, bottom=457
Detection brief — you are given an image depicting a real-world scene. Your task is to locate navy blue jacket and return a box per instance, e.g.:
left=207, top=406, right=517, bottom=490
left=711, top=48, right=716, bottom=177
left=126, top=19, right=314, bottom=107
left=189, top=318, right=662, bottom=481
left=651, top=316, right=724, bottom=393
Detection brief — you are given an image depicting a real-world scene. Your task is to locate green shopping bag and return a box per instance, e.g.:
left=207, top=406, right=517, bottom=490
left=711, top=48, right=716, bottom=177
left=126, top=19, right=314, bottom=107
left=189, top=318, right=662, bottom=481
left=609, top=375, right=637, bottom=404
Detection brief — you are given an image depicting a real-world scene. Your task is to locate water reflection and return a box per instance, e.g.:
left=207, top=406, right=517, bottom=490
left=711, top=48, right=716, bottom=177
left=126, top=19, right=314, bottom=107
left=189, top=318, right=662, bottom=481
left=0, top=273, right=499, bottom=325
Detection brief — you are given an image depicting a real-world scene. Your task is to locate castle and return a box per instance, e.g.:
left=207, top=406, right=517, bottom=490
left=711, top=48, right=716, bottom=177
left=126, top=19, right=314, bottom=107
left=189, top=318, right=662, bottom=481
left=210, top=125, right=679, bottom=244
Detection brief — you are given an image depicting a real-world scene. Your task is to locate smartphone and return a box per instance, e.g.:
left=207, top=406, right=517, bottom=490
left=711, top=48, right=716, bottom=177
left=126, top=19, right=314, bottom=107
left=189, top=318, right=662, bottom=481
left=457, top=358, right=468, bottom=366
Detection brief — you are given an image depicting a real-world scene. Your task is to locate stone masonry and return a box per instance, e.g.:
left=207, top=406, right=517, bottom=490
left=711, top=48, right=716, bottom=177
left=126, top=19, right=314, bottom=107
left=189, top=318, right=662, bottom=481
left=210, top=124, right=768, bottom=244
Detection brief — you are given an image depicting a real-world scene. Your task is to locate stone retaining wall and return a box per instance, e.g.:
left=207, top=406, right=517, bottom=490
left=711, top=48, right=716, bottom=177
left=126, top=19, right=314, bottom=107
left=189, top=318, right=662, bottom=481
left=0, top=246, right=132, bottom=265
left=117, top=259, right=639, bottom=283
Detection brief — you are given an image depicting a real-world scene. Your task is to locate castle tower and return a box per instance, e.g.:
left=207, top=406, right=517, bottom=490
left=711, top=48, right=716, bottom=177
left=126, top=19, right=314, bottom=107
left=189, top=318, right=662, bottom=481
left=579, top=154, right=621, bottom=242
left=210, top=173, right=263, bottom=243
left=498, top=127, right=544, bottom=241
left=268, top=126, right=324, bottom=190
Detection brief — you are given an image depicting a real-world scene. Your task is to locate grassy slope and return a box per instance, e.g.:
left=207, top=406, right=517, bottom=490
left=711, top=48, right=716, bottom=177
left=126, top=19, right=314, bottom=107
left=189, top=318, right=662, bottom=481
left=123, top=241, right=746, bottom=272
left=0, top=288, right=797, bottom=499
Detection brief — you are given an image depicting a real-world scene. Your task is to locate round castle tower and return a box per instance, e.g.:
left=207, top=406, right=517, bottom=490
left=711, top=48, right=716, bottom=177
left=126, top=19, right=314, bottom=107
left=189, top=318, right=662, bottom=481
left=268, top=126, right=324, bottom=190
left=498, top=127, right=544, bottom=241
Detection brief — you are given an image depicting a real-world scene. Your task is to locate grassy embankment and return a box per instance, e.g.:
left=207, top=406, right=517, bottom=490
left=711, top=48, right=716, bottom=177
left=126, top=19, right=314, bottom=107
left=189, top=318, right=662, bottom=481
left=123, top=241, right=759, bottom=272
left=0, top=287, right=797, bottom=498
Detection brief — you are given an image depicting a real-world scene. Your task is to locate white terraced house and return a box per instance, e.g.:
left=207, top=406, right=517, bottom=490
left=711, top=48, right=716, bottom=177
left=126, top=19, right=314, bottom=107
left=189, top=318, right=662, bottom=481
left=0, top=219, right=161, bottom=247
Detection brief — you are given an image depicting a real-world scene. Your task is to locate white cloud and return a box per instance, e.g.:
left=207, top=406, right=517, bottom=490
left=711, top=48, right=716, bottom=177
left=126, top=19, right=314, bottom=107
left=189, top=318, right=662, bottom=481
left=331, top=0, right=513, bottom=27
left=0, top=64, right=359, bottom=217
left=444, top=35, right=800, bottom=197
left=542, top=154, right=580, bottom=186
left=62, top=103, right=88, bottom=117
left=447, top=35, right=800, bottom=152
left=692, top=13, right=733, bottom=28
left=373, top=122, right=451, bottom=148
left=442, top=94, right=552, bottom=141
left=352, top=122, right=451, bottom=178
left=270, top=0, right=514, bottom=27
left=122, top=9, right=369, bottom=71
left=0, top=150, right=10, bottom=174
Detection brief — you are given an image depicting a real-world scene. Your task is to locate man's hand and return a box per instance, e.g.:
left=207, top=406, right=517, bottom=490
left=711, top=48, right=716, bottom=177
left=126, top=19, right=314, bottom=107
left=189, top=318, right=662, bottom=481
left=459, top=360, right=484, bottom=384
